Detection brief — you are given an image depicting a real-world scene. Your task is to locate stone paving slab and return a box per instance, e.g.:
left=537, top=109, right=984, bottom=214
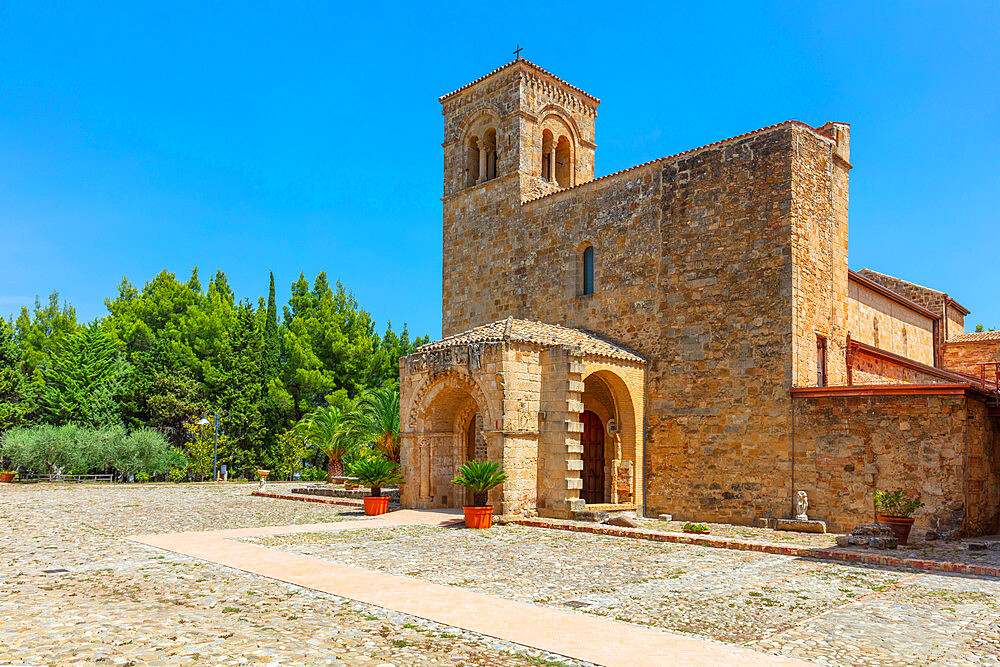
left=521, top=517, right=1000, bottom=578
left=0, top=483, right=588, bottom=665
left=134, top=510, right=807, bottom=667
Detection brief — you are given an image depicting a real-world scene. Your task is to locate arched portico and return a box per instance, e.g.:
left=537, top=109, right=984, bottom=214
left=400, top=370, right=498, bottom=509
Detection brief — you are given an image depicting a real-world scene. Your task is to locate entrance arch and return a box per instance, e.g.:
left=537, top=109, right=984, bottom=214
left=580, top=367, right=640, bottom=506
left=402, top=371, right=494, bottom=509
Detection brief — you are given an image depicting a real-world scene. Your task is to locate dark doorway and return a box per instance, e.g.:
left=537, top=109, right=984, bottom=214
left=581, top=410, right=605, bottom=504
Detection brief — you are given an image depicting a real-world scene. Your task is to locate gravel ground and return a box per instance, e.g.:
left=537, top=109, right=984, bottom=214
left=254, top=523, right=1000, bottom=666
left=0, top=483, right=587, bottom=666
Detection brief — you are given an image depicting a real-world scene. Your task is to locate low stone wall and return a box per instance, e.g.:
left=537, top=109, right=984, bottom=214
left=791, top=389, right=1000, bottom=535
left=291, top=485, right=401, bottom=503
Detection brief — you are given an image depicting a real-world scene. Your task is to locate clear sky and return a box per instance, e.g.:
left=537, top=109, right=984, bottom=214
left=2, top=1, right=998, bottom=339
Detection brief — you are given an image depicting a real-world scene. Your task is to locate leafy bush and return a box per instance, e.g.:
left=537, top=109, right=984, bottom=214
left=348, top=456, right=402, bottom=497
left=136, top=472, right=150, bottom=483
left=682, top=522, right=709, bottom=533
left=874, top=489, right=925, bottom=518
left=0, top=424, right=175, bottom=480
left=451, top=460, right=506, bottom=507
left=1, top=424, right=85, bottom=474
left=299, top=466, right=328, bottom=482
left=168, top=467, right=187, bottom=483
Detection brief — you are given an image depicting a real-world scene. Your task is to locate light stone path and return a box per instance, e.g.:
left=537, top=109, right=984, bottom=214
left=255, top=522, right=1000, bottom=666
left=132, top=509, right=806, bottom=667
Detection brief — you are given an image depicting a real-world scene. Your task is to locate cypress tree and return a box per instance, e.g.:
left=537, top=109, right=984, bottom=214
left=262, top=272, right=280, bottom=383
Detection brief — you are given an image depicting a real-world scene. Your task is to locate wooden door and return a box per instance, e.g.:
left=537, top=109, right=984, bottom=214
left=581, top=410, right=605, bottom=505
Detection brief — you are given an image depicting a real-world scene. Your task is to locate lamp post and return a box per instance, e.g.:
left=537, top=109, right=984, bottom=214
left=197, top=409, right=229, bottom=482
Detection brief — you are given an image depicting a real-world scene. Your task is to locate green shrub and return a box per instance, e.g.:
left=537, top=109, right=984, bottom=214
left=451, top=460, right=506, bottom=507
left=874, top=489, right=925, bottom=518
left=348, top=456, right=402, bottom=497
left=136, top=472, right=151, bottom=483
left=1, top=424, right=85, bottom=474
left=682, top=522, right=710, bottom=533
left=168, top=467, right=187, bottom=483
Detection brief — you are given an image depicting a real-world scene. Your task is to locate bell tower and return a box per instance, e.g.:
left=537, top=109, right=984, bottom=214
left=439, top=58, right=599, bottom=202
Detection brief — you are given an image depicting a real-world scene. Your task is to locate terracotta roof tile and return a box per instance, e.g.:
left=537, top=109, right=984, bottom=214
left=416, top=317, right=644, bottom=363
left=946, top=331, right=1000, bottom=343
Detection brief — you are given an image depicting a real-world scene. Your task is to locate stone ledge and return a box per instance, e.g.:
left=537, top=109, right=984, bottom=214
left=513, top=518, right=1000, bottom=579
left=252, top=491, right=368, bottom=508
left=775, top=518, right=827, bottom=533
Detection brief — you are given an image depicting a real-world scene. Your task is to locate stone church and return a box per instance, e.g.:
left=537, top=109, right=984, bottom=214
left=398, top=57, right=1000, bottom=535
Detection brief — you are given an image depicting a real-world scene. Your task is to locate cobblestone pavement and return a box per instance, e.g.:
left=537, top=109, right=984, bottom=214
left=0, top=483, right=585, bottom=666
left=633, top=518, right=1000, bottom=568
left=254, top=524, right=1000, bottom=666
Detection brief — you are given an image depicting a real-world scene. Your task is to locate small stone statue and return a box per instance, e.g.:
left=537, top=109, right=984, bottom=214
left=795, top=490, right=809, bottom=520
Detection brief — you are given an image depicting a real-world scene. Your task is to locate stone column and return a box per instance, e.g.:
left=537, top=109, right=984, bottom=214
left=478, top=139, right=489, bottom=183
left=549, top=144, right=558, bottom=185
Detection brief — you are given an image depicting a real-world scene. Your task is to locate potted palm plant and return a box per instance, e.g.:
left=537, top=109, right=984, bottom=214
left=874, top=489, right=925, bottom=545
left=451, top=460, right=507, bottom=529
left=349, top=456, right=402, bottom=516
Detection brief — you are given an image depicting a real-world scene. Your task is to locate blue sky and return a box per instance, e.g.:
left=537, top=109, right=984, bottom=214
left=2, top=1, right=998, bottom=338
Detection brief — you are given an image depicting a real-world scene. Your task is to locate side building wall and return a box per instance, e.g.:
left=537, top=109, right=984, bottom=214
left=791, top=390, right=1000, bottom=535
left=847, top=280, right=936, bottom=366
left=943, top=340, right=1000, bottom=378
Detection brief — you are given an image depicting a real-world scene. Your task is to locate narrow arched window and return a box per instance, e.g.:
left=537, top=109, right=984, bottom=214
left=582, top=246, right=595, bottom=295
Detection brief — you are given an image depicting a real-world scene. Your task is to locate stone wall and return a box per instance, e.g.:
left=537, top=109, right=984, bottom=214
left=850, top=348, right=957, bottom=386
left=943, top=340, right=1000, bottom=378
left=441, top=121, right=852, bottom=523
left=791, top=389, right=1000, bottom=535
left=847, top=279, right=936, bottom=366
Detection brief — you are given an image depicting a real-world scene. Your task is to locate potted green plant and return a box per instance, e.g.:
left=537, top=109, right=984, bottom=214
left=349, top=456, right=402, bottom=516
left=874, top=489, right=925, bottom=545
left=0, top=470, right=16, bottom=483
left=682, top=522, right=710, bottom=535
left=451, top=460, right=507, bottom=529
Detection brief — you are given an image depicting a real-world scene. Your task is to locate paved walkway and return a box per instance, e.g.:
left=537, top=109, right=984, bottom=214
left=131, top=509, right=808, bottom=667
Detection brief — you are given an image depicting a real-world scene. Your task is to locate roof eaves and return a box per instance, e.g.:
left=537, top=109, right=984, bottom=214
left=522, top=120, right=832, bottom=205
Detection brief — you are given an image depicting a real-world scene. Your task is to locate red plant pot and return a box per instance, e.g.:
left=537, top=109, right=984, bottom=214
left=463, top=506, right=494, bottom=529
left=683, top=529, right=709, bottom=535
left=0, top=472, right=15, bottom=483
left=363, top=496, right=389, bottom=516
left=877, top=515, right=915, bottom=545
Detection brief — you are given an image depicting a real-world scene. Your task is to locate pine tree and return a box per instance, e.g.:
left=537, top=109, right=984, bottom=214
left=0, top=318, right=29, bottom=431
left=34, top=325, right=131, bottom=427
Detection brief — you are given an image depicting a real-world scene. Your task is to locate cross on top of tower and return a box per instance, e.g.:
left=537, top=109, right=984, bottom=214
left=513, top=44, right=523, bottom=60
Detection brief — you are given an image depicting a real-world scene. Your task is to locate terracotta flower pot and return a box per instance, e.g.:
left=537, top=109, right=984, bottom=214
left=877, top=514, right=915, bottom=545
left=0, top=472, right=15, bottom=483
left=683, top=529, right=709, bottom=535
left=363, top=496, right=389, bottom=516
left=463, top=506, right=494, bottom=529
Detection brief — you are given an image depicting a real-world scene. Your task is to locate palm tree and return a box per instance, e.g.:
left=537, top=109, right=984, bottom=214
left=295, top=405, right=353, bottom=482
left=345, top=386, right=400, bottom=462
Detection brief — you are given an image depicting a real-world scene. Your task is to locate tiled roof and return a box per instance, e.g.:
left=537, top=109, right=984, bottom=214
left=521, top=120, right=837, bottom=205
left=946, top=331, right=1000, bottom=343
left=416, top=317, right=644, bottom=363
left=438, top=57, right=600, bottom=104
